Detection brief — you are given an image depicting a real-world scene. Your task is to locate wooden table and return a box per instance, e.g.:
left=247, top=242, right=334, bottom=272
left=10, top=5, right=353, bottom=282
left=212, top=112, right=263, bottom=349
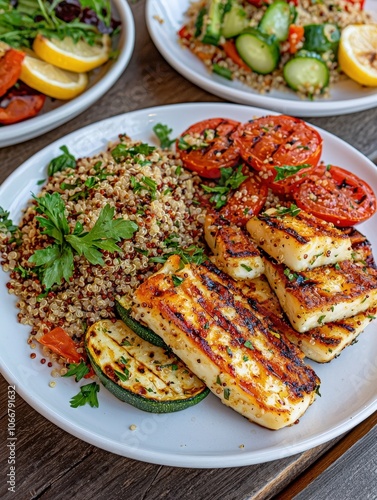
left=1, top=1, right=377, bottom=498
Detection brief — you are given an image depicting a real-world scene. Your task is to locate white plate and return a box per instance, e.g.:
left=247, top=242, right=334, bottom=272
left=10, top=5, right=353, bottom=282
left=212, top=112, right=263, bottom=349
left=0, top=0, right=135, bottom=148
left=146, top=0, right=377, bottom=117
left=1, top=103, right=376, bottom=468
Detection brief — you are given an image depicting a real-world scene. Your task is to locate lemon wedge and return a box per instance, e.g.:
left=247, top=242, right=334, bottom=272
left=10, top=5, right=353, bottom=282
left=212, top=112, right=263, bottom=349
left=33, top=34, right=111, bottom=73
left=20, top=54, right=88, bottom=100
left=338, top=24, right=377, bottom=87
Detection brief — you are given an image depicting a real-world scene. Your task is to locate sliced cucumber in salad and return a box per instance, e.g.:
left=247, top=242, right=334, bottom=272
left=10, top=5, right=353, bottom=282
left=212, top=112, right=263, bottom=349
left=303, top=24, right=341, bottom=55
left=259, top=1, right=295, bottom=42
left=236, top=29, right=280, bottom=74
left=283, top=50, right=330, bottom=92
left=221, top=1, right=249, bottom=38
left=202, top=0, right=225, bottom=45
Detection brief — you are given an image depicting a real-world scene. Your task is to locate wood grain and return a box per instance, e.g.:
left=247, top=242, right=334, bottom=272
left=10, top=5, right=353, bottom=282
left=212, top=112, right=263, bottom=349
left=1, top=1, right=377, bottom=499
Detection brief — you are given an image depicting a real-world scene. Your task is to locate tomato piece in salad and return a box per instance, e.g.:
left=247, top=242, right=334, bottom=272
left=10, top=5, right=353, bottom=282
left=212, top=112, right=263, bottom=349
left=38, top=326, right=82, bottom=364
left=220, top=173, right=268, bottom=227
left=0, top=83, right=46, bottom=125
left=0, top=48, right=25, bottom=97
left=231, top=115, right=322, bottom=183
left=293, top=164, right=377, bottom=227
left=176, top=118, right=241, bottom=179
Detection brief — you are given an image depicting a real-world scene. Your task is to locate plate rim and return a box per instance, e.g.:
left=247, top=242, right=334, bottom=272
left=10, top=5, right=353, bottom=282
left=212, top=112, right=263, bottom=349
left=145, top=0, right=377, bottom=117
left=0, top=0, right=135, bottom=148
left=1, top=101, right=377, bottom=468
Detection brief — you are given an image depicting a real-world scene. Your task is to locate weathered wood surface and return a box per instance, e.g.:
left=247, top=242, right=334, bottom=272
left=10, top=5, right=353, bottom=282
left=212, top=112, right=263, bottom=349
left=1, top=1, right=377, bottom=499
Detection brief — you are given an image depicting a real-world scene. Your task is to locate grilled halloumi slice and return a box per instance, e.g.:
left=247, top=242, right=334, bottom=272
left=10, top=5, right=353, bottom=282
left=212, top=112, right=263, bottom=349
left=246, top=208, right=352, bottom=271
left=204, top=212, right=264, bottom=280
left=133, top=255, right=320, bottom=430
left=239, top=275, right=377, bottom=363
left=263, top=255, right=377, bottom=332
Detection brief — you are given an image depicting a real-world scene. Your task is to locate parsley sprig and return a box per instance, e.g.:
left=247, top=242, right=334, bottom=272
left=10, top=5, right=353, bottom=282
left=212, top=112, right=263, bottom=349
left=274, top=164, right=311, bottom=181
left=63, top=361, right=90, bottom=382
left=0, top=207, right=18, bottom=235
left=28, top=193, right=138, bottom=289
left=48, top=146, right=76, bottom=177
left=149, top=233, right=207, bottom=266
left=201, top=166, right=248, bottom=209
left=70, top=382, right=100, bottom=408
left=273, top=204, right=301, bottom=217
left=153, top=123, right=176, bottom=149
left=111, top=143, right=156, bottom=163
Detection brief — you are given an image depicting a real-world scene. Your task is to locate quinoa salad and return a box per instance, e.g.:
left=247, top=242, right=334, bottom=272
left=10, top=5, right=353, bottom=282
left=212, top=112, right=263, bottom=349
left=0, top=135, right=206, bottom=376
left=179, top=0, right=372, bottom=98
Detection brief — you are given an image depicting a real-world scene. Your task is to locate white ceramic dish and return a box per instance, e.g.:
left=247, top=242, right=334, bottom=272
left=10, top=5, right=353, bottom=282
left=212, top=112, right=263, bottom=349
left=1, top=103, right=376, bottom=468
left=146, top=0, right=377, bottom=117
left=0, top=0, right=135, bottom=148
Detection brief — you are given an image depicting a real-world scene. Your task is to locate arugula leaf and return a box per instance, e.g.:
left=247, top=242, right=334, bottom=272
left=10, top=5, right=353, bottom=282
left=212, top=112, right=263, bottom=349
left=47, top=146, right=76, bottom=177
left=153, top=123, right=176, bottom=149
left=274, top=164, right=311, bottom=181
left=70, top=382, right=100, bottom=408
left=29, top=194, right=138, bottom=288
left=63, top=361, right=90, bottom=382
left=201, top=166, right=248, bottom=209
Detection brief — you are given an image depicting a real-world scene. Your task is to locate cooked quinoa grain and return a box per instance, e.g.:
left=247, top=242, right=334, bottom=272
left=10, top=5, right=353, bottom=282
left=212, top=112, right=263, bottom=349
left=0, top=137, right=206, bottom=358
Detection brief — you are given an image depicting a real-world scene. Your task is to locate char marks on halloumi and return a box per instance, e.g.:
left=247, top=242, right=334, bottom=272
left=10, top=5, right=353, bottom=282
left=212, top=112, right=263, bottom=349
left=204, top=211, right=264, bottom=280
left=133, top=255, right=320, bottom=430
left=247, top=208, right=352, bottom=271
left=263, top=255, right=377, bottom=332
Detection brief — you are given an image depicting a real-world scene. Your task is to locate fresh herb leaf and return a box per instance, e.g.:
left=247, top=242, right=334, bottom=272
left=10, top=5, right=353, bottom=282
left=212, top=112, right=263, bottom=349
left=172, top=275, right=184, bottom=287
left=130, top=176, right=158, bottom=200
left=244, top=340, right=254, bottom=350
left=14, top=265, right=32, bottom=279
left=153, top=123, right=176, bottom=149
left=274, top=164, right=311, bottom=181
left=47, top=146, right=76, bottom=177
left=115, top=369, right=129, bottom=382
left=70, top=382, right=100, bottom=408
left=201, top=166, right=247, bottom=209
left=315, top=385, right=321, bottom=397
left=274, top=204, right=301, bottom=217
left=111, top=143, right=156, bottom=162
left=241, top=264, right=252, bottom=272
left=63, top=361, right=90, bottom=382
left=224, top=387, right=230, bottom=400
left=0, top=207, right=18, bottom=235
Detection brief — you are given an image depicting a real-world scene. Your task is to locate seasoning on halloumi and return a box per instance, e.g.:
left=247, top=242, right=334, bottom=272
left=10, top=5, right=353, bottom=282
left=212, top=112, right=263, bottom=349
left=263, top=254, right=377, bottom=333
left=133, top=255, right=320, bottom=430
left=204, top=211, right=264, bottom=280
left=246, top=206, right=352, bottom=272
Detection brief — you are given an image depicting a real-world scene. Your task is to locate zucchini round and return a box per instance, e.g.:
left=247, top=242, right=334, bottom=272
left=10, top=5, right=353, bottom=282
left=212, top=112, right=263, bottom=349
left=235, top=29, right=280, bottom=74
left=86, top=320, right=209, bottom=413
left=116, top=298, right=168, bottom=348
left=283, top=50, right=330, bottom=92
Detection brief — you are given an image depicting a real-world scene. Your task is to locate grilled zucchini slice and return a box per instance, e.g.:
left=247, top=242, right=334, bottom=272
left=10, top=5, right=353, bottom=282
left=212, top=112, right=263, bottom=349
left=116, top=297, right=167, bottom=348
left=86, top=320, right=209, bottom=413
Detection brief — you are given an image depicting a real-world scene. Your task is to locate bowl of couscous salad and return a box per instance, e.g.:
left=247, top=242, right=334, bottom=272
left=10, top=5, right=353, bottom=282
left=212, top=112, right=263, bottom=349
left=146, top=0, right=377, bottom=116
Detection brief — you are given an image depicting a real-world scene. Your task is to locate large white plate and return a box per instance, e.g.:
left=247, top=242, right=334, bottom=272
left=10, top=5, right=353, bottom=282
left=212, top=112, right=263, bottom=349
left=0, top=0, right=135, bottom=148
left=146, top=0, right=377, bottom=117
left=1, top=103, right=376, bottom=468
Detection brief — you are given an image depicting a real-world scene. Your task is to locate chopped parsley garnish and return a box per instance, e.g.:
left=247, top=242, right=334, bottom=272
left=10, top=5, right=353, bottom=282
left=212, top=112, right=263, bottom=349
left=244, top=340, right=254, bottom=350
left=241, top=264, right=252, bottom=272
left=175, top=165, right=182, bottom=176
left=149, top=233, right=207, bottom=266
left=216, top=375, right=222, bottom=385
left=243, top=355, right=249, bottom=362
left=226, top=347, right=233, bottom=357
left=111, top=143, right=156, bottom=162
left=121, top=339, right=132, bottom=346
left=334, top=262, right=341, bottom=270
left=47, top=146, right=76, bottom=177
left=14, top=265, right=32, bottom=279
left=201, top=166, right=248, bottom=209
left=367, top=315, right=376, bottom=320
left=63, top=361, right=90, bottom=382
left=135, top=247, right=149, bottom=256
left=29, top=194, right=138, bottom=289
left=70, top=382, right=100, bottom=408
left=130, top=176, right=158, bottom=200
left=315, top=385, right=321, bottom=397
left=115, top=369, right=129, bottom=382
left=224, top=388, right=231, bottom=400
left=177, top=135, right=208, bottom=151
left=172, top=275, right=184, bottom=287
left=0, top=207, right=18, bottom=235
left=318, top=315, right=326, bottom=324
left=274, top=164, right=311, bottom=182
left=153, top=123, right=176, bottom=149
left=274, top=204, right=301, bottom=217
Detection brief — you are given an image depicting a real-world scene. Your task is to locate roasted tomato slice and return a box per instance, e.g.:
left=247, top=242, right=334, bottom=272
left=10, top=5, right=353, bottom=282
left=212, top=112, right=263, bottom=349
left=176, top=118, right=240, bottom=179
left=220, top=172, right=268, bottom=226
left=0, top=48, right=25, bottom=97
left=0, top=82, right=46, bottom=125
left=293, top=165, right=377, bottom=227
left=39, top=326, right=82, bottom=364
left=231, top=115, right=322, bottom=184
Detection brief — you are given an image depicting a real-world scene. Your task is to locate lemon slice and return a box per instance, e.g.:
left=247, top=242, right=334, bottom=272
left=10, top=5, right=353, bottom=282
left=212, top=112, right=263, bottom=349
left=33, top=34, right=111, bottom=73
left=20, top=54, right=88, bottom=100
left=338, top=24, right=377, bottom=87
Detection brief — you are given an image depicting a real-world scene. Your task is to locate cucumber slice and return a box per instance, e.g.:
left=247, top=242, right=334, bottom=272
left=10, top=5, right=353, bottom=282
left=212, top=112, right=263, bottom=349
left=221, top=1, right=248, bottom=38
left=303, top=24, right=340, bottom=54
left=235, top=29, right=280, bottom=74
left=259, top=1, right=294, bottom=42
left=86, top=319, right=209, bottom=413
left=283, top=51, right=330, bottom=92
left=116, top=298, right=168, bottom=348
left=202, top=0, right=224, bottom=45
